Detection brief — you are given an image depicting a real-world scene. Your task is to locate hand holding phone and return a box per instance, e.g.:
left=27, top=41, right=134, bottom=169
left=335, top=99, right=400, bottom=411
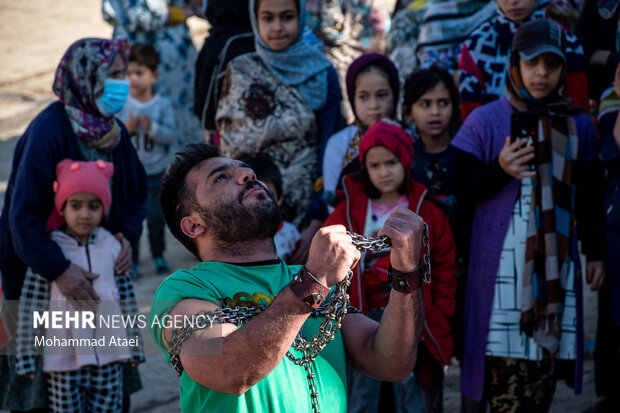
left=499, top=137, right=536, bottom=179
left=499, top=112, right=539, bottom=180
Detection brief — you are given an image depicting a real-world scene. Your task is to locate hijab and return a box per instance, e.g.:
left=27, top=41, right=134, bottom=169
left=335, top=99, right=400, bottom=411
left=53, top=37, right=130, bottom=152
left=249, top=0, right=331, bottom=110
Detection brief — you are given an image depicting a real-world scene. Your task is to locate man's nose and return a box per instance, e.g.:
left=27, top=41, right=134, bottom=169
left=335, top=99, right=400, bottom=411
left=236, top=168, right=257, bottom=184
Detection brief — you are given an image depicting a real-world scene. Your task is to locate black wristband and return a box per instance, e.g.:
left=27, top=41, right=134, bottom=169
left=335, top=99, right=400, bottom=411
left=388, top=261, right=423, bottom=293
left=289, top=266, right=331, bottom=309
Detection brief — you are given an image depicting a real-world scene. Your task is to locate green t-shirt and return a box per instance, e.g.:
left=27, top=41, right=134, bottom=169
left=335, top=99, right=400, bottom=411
left=149, top=260, right=347, bottom=412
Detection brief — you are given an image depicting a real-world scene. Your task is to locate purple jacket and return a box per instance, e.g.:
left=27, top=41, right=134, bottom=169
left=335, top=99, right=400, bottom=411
left=452, top=97, right=599, bottom=401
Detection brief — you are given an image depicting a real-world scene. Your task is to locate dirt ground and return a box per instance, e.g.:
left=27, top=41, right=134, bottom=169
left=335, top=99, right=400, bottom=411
left=0, top=1, right=599, bottom=411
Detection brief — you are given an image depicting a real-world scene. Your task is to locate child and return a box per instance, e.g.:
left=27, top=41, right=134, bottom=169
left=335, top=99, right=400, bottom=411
left=324, top=120, right=457, bottom=413
left=403, top=65, right=472, bottom=368
left=119, top=43, right=176, bottom=274
left=245, top=157, right=301, bottom=263
left=452, top=19, right=605, bottom=411
left=16, top=159, right=144, bottom=413
left=458, top=0, right=589, bottom=120
left=403, top=65, right=461, bottom=221
left=322, top=53, right=400, bottom=206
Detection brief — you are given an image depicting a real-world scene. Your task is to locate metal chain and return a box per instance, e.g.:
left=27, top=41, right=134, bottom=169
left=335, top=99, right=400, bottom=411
left=347, top=232, right=392, bottom=251
left=420, top=223, right=431, bottom=283
left=347, top=223, right=431, bottom=283
left=168, top=227, right=431, bottom=413
left=303, top=349, right=321, bottom=413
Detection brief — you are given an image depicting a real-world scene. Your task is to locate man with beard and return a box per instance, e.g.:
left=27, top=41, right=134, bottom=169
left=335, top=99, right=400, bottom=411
left=149, top=143, right=426, bottom=412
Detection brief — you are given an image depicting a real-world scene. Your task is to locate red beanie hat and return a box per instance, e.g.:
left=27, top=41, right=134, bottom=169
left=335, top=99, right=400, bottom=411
left=53, top=159, right=114, bottom=218
left=358, top=120, right=415, bottom=172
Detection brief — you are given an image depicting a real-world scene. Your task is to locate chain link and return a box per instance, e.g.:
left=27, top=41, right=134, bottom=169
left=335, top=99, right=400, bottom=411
left=347, top=223, right=431, bottom=283
left=167, top=227, right=431, bottom=413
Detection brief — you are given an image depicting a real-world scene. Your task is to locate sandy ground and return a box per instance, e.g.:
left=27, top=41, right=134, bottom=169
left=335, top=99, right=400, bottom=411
left=0, top=1, right=599, bottom=411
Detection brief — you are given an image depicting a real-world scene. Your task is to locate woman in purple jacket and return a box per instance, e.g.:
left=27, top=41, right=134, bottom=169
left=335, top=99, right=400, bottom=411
left=452, top=20, right=606, bottom=412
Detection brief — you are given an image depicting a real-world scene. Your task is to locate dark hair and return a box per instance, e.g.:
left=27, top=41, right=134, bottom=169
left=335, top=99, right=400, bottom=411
left=356, top=163, right=408, bottom=200
left=243, top=156, right=283, bottom=199
left=159, top=143, right=220, bottom=260
left=129, top=43, right=160, bottom=72
left=402, top=66, right=461, bottom=137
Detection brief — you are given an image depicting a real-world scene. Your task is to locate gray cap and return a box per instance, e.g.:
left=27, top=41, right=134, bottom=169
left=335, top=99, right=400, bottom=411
left=512, top=19, right=566, bottom=62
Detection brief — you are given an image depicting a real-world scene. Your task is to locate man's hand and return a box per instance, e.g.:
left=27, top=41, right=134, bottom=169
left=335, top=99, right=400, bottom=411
left=377, top=207, right=425, bottom=271
left=586, top=261, right=605, bottom=291
left=305, top=225, right=361, bottom=287
left=498, top=137, right=536, bottom=179
left=55, top=263, right=100, bottom=302
left=114, top=233, right=132, bottom=275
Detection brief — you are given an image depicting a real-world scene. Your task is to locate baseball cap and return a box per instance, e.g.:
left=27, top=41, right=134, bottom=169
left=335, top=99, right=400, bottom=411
left=512, top=19, right=566, bottom=62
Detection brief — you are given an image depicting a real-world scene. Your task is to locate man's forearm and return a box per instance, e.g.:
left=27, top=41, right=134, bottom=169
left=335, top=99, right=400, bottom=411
left=371, top=288, right=424, bottom=381
left=179, top=286, right=312, bottom=395
left=343, top=287, right=424, bottom=382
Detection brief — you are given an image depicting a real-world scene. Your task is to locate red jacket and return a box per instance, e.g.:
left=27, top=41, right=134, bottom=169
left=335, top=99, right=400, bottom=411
left=324, top=175, right=458, bottom=367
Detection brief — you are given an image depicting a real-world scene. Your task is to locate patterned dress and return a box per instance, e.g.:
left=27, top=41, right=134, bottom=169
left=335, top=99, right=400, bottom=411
left=216, top=53, right=320, bottom=225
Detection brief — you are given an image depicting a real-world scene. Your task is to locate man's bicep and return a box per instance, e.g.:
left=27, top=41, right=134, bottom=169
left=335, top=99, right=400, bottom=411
left=340, top=313, right=378, bottom=373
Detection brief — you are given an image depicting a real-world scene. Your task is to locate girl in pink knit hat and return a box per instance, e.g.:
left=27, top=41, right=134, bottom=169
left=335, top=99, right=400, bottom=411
left=15, top=159, right=144, bottom=413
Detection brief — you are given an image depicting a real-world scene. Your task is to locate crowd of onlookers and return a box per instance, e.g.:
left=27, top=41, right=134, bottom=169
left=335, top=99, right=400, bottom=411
left=0, top=0, right=619, bottom=412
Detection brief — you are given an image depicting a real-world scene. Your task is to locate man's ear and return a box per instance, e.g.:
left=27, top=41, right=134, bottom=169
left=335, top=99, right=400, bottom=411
left=180, top=216, right=205, bottom=239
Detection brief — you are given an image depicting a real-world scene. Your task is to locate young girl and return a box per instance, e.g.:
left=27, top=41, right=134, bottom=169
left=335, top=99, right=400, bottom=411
left=216, top=0, right=341, bottom=225
left=403, top=65, right=472, bottom=381
left=324, top=120, right=457, bottom=413
left=453, top=19, right=605, bottom=411
left=16, top=159, right=144, bottom=413
left=403, top=65, right=461, bottom=221
left=322, top=53, right=400, bottom=206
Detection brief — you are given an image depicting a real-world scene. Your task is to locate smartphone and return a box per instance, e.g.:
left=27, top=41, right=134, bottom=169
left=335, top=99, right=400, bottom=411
left=510, top=111, right=539, bottom=169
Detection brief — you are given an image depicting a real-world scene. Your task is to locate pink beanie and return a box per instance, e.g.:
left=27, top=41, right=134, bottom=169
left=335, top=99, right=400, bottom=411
left=53, top=159, right=114, bottom=216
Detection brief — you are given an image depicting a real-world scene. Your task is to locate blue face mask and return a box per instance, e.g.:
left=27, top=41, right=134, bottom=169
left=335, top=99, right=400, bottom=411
left=95, top=78, right=130, bottom=117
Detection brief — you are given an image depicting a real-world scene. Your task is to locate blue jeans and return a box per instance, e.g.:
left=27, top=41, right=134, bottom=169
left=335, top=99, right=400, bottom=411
left=347, top=309, right=427, bottom=413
